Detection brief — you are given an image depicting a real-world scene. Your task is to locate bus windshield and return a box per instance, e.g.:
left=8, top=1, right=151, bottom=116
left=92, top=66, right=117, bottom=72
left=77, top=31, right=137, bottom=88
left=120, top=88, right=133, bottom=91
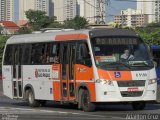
left=91, top=37, right=154, bottom=70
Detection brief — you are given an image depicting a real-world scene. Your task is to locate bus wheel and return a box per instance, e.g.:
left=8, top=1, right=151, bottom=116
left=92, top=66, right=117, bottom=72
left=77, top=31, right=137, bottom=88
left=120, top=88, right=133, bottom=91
left=132, top=101, right=146, bottom=110
left=28, top=89, right=40, bottom=107
left=78, top=89, right=84, bottom=109
left=82, top=90, right=95, bottom=112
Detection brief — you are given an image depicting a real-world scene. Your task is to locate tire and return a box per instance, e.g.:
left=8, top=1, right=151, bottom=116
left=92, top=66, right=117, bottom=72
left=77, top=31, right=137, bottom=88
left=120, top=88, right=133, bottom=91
left=27, top=89, right=40, bottom=107
left=132, top=101, right=146, bottom=110
left=24, top=89, right=29, bottom=101
left=81, top=89, right=95, bottom=112
left=78, top=89, right=84, bottom=109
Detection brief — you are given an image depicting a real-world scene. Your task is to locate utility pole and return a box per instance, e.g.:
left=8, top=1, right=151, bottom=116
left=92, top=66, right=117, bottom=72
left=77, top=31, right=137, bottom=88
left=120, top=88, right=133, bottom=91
left=97, top=0, right=110, bottom=24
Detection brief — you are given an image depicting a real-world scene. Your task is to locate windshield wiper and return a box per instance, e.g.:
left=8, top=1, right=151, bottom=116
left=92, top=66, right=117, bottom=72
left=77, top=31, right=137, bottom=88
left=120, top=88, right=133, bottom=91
left=106, top=61, right=131, bottom=69
left=129, top=61, right=150, bottom=67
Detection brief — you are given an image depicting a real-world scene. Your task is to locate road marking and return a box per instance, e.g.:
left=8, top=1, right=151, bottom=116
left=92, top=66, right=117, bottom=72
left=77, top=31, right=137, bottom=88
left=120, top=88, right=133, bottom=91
left=0, top=107, right=125, bottom=119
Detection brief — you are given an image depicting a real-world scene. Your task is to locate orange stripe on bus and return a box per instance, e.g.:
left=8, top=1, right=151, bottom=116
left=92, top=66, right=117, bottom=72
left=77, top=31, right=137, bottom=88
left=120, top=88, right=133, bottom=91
left=55, top=34, right=88, bottom=41
left=53, top=81, right=61, bottom=101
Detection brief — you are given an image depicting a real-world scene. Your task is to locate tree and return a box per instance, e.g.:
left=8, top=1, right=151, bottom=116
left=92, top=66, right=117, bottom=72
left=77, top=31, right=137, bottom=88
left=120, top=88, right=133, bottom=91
left=64, top=16, right=88, bottom=29
left=73, top=16, right=88, bottom=29
left=25, top=9, right=56, bottom=30
left=17, top=27, right=32, bottom=34
left=48, top=21, right=63, bottom=28
left=135, top=26, right=160, bottom=45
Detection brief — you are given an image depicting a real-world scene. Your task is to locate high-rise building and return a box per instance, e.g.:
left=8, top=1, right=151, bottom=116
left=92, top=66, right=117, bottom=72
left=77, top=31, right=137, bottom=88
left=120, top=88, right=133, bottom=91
left=154, top=0, right=160, bottom=22
left=14, top=0, right=19, bottom=22
left=49, top=0, right=54, bottom=17
left=77, top=0, right=106, bottom=24
left=0, top=0, right=6, bottom=21
left=0, top=0, right=15, bottom=21
left=114, top=8, right=148, bottom=27
left=77, top=0, right=96, bottom=23
left=54, top=0, right=106, bottom=24
left=54, top=0, right=77, bottom=22
left=19, top=0, right=35, bottom=21
left=137, top=0, right=160, bottom=23
left=19, top=0, right=49, bottom=21
left=6, top=0, right=14, bottom=21
left=35, top=0, right=49, bottom=16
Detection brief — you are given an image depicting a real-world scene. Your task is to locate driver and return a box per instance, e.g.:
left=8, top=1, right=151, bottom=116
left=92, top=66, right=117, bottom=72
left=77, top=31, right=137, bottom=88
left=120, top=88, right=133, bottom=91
left=121, top=49, right=134, bottom=60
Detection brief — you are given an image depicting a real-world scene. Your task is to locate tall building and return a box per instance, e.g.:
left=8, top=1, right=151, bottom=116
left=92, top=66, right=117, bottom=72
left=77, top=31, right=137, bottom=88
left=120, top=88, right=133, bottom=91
left=0, top=0, right=14, bottom=21
left=35, top=0, right=49, bottom=16
left=19, top=0, right=49, bottom=21
left=49, top=0, right=54, bottom=17
left=54, top=0, right=77, bottom=22
left=19, top=0, right=35, bottom=21
left=0, top=0, right=6, bottom=21
left=6, top=0, right=14, bottom=21
left=114, top=8, right=148, bottom=27
left=77, top=0, right=97, bottom=23
left=54, top=0, right=106, bottom=24
left=137, top=0, right=160, bottom=23
left=154, top=0, right=160, bottom=22
left=77, top=0, right=106, bottom=24
left=14, top=0, right=19, bottom=22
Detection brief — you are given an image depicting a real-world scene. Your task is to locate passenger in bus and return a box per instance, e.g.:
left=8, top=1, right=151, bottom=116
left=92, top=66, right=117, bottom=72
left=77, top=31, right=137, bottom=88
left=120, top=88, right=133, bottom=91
left=53, top=56, right=59, bottom=63
left=121, top=49, right=134, bottom=60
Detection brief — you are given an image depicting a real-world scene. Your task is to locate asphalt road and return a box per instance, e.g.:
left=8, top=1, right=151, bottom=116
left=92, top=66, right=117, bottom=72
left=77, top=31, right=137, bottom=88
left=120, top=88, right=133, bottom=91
left=0, top=81, right=160, bottom=120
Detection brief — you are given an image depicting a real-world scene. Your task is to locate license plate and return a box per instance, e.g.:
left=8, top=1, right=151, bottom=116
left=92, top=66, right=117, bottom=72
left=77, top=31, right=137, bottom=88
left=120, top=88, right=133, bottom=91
left=128, top=87, right=139, bottom=92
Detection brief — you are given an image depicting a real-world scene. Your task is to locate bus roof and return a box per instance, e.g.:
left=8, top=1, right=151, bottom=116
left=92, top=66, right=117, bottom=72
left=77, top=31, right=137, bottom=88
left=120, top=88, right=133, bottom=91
left=6, top=28, right=139, bottom=44
left=89, top=28, right=139, bottom=38
left=6, top=29, right=89, bottom=44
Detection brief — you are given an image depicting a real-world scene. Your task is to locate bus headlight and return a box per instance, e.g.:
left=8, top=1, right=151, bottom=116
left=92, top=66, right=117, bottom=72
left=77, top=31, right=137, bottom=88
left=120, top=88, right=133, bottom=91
left=148, top=79, right=157, bottom=85
left=96, top=79, right=114, bottom=86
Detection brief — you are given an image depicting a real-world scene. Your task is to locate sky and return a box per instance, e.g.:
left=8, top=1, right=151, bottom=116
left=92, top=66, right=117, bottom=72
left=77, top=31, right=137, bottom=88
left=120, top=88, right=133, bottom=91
left=107, top=0, right=136, bottom=22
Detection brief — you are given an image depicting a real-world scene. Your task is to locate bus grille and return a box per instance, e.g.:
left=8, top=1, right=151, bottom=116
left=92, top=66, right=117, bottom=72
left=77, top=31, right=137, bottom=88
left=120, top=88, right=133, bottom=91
left=117, top=80, right=145, bottom=87
left=120, top=91, right=143, bottom=97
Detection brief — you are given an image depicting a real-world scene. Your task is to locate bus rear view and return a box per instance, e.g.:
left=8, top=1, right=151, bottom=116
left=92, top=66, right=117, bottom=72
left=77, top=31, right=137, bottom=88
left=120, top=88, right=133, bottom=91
left=89, top=29, right=157, bottom=110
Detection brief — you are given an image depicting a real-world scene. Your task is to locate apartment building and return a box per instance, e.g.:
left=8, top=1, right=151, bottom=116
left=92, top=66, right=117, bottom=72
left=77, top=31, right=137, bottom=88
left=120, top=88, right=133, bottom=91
left=137, top=0, right=160, bottom=23
left=0, top=0, right=14, bottom=21
left=19, top=0, right=49, bottom=21
left=114, top=8, right=148, bottom=27
left=0, top=0, right=5, bottom=21
left=54, top=0, right=77, bottom=22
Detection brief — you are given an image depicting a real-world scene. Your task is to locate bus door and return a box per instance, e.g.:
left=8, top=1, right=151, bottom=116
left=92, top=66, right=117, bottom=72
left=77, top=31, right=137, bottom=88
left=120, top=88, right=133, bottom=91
left=61, top=43, right=76, bottom=101
left=12, top=45, right=23, bottom=99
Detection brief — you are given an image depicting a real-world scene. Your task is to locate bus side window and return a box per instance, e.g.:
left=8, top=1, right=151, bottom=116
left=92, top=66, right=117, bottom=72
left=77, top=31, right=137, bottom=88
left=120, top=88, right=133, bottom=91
left=4, top=45, right=13, bottom=65
left=23, top=44, right=31, bottom=65
left=31, top=44, right=43, bottom=64
left=76, top=42, right=92, bottom=67
left=50, top=43, right=60, bottom=64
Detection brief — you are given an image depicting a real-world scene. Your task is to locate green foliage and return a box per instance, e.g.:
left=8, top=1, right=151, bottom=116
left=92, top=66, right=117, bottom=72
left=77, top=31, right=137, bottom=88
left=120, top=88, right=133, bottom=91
left=25, top=9, right=56, bottom=30
left=0, top=35, right=9, bottom=65
left=64, top=16, right=88, bottom=29
left=25, top=10, right=88, bottom=30
left=48, top=21, right=63, bottom=28
left=135, top=26, right=160, bottom=45
left=147, top=22, right=160, bottom=27
left=17, top=27, right=32, bottom=34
